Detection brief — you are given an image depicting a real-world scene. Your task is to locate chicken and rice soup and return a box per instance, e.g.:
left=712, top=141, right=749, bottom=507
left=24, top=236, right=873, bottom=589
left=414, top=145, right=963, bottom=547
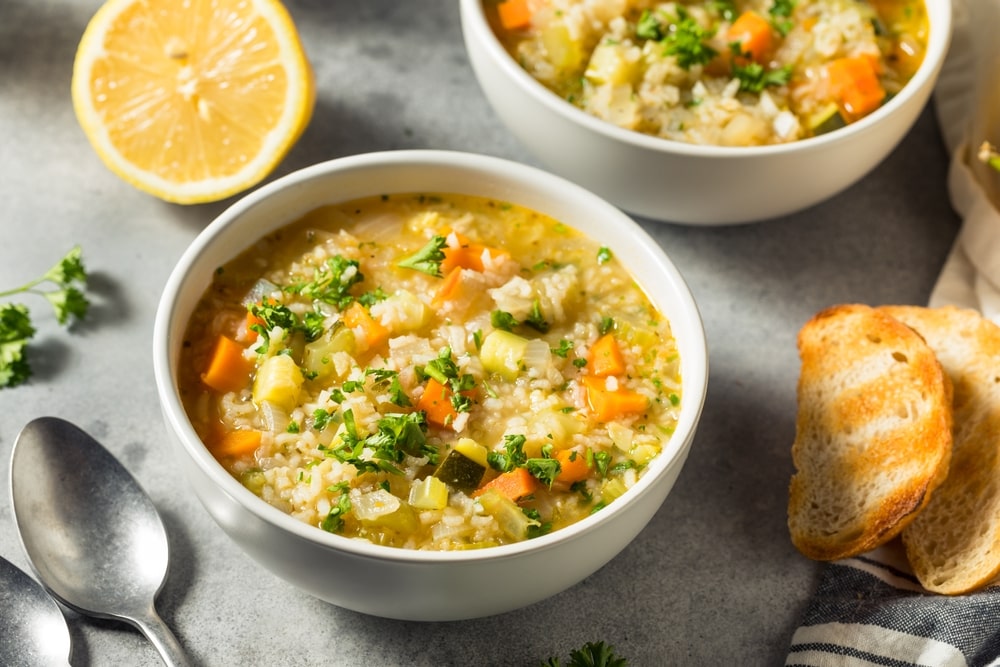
left=490, top=0, right=928, bottom=145
left=180, top=193, right=682, bottom=550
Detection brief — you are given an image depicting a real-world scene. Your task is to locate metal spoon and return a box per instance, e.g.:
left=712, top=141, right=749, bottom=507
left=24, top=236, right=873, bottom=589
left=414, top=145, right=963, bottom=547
left=9, top=416, right=189, bottom=666
left=0, top=554, right=72, bottom=666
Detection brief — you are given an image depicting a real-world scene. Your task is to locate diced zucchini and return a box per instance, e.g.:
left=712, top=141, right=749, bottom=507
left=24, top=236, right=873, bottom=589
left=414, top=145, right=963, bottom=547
left=302, top=322, right=355, bottom=382
left=477, top=489, right=535, bottom=541
left=480, top=329, right=530, bottom=381
left=434, top=440, right=488, bottom=492
left=806, top=103, right=846, bottom=135
left=252, top=354, right=304, bottom=412
left=409, top=476, right=449, bottom=510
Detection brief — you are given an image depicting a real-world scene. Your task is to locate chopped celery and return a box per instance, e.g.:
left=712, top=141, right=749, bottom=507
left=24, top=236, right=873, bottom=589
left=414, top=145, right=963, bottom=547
left=477, top=489, right=536, bottom=541
left=353, top=488, right=419, bottom=533
left=409, top=476, right=449, bottom=510
left=302, top=322, right=355, bottom=382
left=240, top=469, right=266, bottom=496
left=252, top=354, right=304, bottom=411
left=480, top=329, right=529, bottom=380
left=600, top=477, right=628, bottom=504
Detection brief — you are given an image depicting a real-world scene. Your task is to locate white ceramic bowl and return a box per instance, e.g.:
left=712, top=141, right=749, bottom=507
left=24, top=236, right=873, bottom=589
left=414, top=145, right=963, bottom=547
left=153, top=150, right=708, bottom=621
left=460, top=0, right=952, bottom=225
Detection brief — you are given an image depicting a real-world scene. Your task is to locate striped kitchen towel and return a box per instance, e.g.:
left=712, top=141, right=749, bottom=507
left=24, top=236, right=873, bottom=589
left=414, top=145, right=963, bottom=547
left=785, top=544, right=1000, bottom=667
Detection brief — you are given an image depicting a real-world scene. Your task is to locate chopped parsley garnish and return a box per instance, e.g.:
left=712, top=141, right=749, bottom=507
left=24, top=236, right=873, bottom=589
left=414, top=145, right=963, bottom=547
left=636, top=9, right=665, bottom=40
left=366, top=367, right=412, bottom=407
left=710, top=0, right=737, bottom=21
left=325, top=409, right=437, bottom=473
left=0, top=246, right=89, bottom=388
left=551, top=339, right=574, bottom=358
left=526, top=456, right=561, bottom=487
left=596, top=246, right=613, bottom=264
left=525, top=299, right=550, bottom=333
left=524, top=508, right=553, bottom=539
left=769, top=0, right=796, bottom=36
left=598, top=316, right=615, bottom=335
left=731, top=57, right=792, bottom=93
left=491, top=309, right=519, bottom=332
left=320, top=482, right=351, bottom=533
left=487, top=434, right=528, bottom=472
left=662, top=9, right=718, bottom=70
left=397, top=235, right=447, bottom=277
left=312, top=408, right=335, bottom=431
left=285, top=255, right=364, bottom=309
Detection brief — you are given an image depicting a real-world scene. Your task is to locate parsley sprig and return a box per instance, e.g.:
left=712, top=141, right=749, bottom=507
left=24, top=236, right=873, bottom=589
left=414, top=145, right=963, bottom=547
left=0, top=246, right=89, bottom=388
left=398, top=235, right=447, bottom=277
left=540, top=640, right=629, bottom=667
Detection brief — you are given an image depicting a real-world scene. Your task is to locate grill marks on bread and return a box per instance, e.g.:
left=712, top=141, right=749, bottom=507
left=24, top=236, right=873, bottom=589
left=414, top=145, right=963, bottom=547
left=788, top=304, right=953, bottom=561
left=880, top=305, right=1000, bottom=594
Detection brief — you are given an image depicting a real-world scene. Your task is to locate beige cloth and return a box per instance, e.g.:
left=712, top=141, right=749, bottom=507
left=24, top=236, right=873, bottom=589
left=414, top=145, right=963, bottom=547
left=930, top=0, right=1000, bottom=321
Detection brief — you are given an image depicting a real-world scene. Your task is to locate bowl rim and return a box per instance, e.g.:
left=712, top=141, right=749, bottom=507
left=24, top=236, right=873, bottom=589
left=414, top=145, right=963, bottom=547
left=459, top=0, right=953, bottom=157
left=153, top=149, right=709, bottom=564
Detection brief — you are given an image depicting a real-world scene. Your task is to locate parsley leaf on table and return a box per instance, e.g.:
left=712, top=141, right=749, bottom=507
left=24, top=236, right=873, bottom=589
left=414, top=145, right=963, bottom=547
left=540, top=640, right=629, bottom=667
left=0, top=246, right=89, bottom=388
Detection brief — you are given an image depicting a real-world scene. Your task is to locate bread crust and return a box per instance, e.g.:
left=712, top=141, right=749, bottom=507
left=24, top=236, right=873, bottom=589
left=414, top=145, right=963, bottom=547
left=881, top=305, right=1000, bottom=594
left=788, top=304, right=953, bottom=561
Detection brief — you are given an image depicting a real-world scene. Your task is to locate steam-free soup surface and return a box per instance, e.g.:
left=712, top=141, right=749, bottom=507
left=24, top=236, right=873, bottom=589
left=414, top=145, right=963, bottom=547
left=180, top=193, right=682, bottom=550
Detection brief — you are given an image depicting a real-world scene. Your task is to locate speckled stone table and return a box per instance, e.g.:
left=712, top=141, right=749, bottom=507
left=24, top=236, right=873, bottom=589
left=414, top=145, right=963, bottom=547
left=0, top=1, right=960, bottom=665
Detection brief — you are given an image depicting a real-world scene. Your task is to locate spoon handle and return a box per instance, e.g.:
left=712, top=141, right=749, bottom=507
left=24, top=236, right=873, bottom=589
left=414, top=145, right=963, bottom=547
left=133, top=606, right=191, bottom=667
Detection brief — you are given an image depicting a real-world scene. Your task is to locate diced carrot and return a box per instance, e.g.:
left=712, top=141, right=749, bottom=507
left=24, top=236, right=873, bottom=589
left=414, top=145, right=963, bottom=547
left=582, top=375, right=649, bottom=422
left=586, top=333, right=626, bottom=377
left=342, top=301, right=390, bottom=350
left=440, top=234, right=510, bottom=274
left=417, top=377, right=476, bottom=428
left=726, top=10, right=775, bottom=64
left=246, top=307, right=265, bottom=338
left=201, top=334, right=253, bottom=393
left=474, top=466, right=540, bottom=501
left=555, top=448, right=591, bottom=485
left=431, top=266, right=465, bottom=308
left=211, top=429, right=262, bottom=458
left=825, top=55, right=886, bottom=121
left=418, top=378, right=458, bottom=427
left=497, top=0, right=532, bottom=31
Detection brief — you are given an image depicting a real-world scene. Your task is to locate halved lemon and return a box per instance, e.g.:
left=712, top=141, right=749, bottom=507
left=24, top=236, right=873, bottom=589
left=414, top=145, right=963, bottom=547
left=71, top=0, right=315, bottom=204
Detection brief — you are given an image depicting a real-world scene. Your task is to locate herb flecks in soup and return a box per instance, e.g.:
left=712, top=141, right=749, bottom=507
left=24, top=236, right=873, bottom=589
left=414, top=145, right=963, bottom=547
left=180, top=193, right=682, bottom=550
left=490, top=0, right=929, bottom=145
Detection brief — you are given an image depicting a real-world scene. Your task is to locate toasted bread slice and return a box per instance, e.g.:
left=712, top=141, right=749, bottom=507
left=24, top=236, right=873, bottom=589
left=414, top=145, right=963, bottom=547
left=881, top=305, right=1000, bottom=594
left=788, top=304, right=953, bottom=561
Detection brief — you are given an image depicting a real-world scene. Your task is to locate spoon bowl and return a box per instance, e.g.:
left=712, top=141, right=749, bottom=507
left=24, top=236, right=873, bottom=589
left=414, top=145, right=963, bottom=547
left=9, top=416, right=188, bottom=666
left=0, top=554, right=71, bottom=666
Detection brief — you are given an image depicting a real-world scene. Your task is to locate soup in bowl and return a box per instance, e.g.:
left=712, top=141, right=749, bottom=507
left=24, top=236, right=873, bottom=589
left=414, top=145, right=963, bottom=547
left=153, top=150, right=708, bottom=620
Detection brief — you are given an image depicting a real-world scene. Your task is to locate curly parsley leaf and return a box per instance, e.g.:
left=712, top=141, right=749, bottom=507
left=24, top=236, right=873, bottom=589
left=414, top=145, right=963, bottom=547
left=541, top=641, right=629, bottom=667
left=398, top=235, right=447, bottom=277
left=663, top=9, right=718, bottom=69
left=0, top=247, right=90, bottom=388
left=731, top=57, right=792, bottom=93
left=487, top=433, right=528, bottom=472
left=769, top=0, right=796, bottom=36
left=285, top=255, right=364, bottom=309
